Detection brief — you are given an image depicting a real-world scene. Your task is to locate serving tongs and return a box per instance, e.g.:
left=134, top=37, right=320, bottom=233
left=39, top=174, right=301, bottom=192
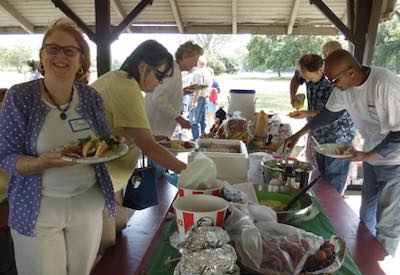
left=283, top=175, right=321, bottom=211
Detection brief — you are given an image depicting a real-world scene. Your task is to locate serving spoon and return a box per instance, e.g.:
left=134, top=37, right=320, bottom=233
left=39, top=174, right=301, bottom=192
left=283, top=175, right=321, bottom=211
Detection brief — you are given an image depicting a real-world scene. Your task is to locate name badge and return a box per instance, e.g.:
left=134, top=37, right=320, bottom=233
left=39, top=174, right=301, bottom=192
left=69, top=118, right=90, bottom=132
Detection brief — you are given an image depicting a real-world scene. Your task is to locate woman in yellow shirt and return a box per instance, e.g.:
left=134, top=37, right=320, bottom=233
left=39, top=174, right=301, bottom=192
left=91, top=40, right=186, bottom=253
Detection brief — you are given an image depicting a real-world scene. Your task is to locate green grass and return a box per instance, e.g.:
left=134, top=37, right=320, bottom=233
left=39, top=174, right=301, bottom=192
left=217, top=74, right=297, bottom=114
left=233, top=76, right=292, bottom=81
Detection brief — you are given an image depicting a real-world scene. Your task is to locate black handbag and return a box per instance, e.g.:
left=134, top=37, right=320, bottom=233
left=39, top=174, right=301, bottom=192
left=122, top=155, right=158, bottom=210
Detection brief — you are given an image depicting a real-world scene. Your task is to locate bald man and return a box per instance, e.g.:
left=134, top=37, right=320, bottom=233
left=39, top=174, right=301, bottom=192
left=285, top=49, right=400, bottom=257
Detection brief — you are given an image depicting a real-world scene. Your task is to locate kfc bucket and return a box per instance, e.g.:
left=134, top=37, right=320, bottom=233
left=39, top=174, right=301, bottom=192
left=173, top=194, right=228, bottom=241
left=178, top=179, right=223, bottom=197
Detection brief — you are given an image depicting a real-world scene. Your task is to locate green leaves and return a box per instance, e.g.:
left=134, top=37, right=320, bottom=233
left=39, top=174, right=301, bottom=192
left=373, top=17, right=400, bottom=73
left=0, top=45, right=33, bottom=73
left=246, top=35, right=326, bottom=76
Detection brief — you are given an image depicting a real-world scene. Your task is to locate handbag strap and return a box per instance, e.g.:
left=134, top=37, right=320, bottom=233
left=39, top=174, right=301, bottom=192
left=141, top=154, right=151, bottom=168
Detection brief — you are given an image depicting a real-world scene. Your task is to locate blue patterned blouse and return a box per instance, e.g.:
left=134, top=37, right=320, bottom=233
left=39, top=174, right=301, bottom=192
left=295, top=70, right=355, bottom=144
left=0, top=80, right=116, bottom=236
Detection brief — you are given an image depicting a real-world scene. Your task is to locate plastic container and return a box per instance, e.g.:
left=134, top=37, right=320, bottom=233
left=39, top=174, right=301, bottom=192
left=228, top=89, right=256, bottom=121
left=254, top=184, right=312, bottom=223
left=260, top=156, right=313, bottom=186
left=189, top=139, right=249, bottom=183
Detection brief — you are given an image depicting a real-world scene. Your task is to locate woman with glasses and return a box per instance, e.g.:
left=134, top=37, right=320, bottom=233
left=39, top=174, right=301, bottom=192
left=0, top=19, right=115, bottom=275
left=288, top=54, right=355, bottom=194
left=90, top=40, right=186, bottom=254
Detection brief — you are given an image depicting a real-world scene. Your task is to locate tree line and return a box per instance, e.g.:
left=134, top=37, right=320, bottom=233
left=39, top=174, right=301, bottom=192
left=0, top=11, right=399, bottom=76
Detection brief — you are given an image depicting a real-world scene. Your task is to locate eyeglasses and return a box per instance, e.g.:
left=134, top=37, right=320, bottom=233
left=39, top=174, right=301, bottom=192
left=328, top=66, right=352, bottom=85
left=149, top=65, right=170, bottom=82
left=41, top=44, right=82, bottom=57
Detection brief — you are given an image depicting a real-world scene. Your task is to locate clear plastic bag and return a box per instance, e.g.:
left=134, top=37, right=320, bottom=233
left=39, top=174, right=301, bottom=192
left=254, top=221, right=324, bottom=274
left=225, top=201, right=346, bottom=274
left=248, top=152, right=274, bottom=184
left=224, top=203, right=264, bottom=271
left=223, top=115, right=251, bottom=144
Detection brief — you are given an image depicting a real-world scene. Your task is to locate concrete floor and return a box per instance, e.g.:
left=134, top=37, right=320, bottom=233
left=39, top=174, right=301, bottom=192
left=343, top=189, right=362, bottom=217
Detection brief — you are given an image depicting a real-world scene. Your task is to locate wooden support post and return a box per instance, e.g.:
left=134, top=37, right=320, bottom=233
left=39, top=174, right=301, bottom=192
left=53, top=0, right=153, bottom=76
left=362, top=0, right=382, bottom=65
left=95, top=0, right=111, bottom=77
left=352, top=0, right=372, bottom=64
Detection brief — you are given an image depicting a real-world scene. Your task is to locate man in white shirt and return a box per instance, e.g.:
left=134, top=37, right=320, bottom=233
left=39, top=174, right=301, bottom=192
left=145, top=41, right=203, bottom=138
left=285, top=49, right=400, bottom=258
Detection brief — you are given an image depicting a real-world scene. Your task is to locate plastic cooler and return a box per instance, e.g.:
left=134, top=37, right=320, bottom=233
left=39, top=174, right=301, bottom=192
left=189, top=139, right=249, bottom=183
left=228, top=89, right=256, bottom=121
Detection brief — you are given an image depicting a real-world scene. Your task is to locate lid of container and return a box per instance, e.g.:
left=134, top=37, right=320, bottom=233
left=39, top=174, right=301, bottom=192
left=229, top=89, right=256, bottom=94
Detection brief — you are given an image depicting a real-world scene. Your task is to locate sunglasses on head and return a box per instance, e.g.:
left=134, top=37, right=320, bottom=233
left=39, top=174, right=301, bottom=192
left=41, top=44, right=82, bottom=57
left=149, top=65, right=170, bottom=81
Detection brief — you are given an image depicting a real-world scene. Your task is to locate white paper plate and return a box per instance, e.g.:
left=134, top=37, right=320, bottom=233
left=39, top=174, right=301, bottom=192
left=314, top=143, right=353, bottom=158
left=159, top=140, right=197, bottom=153
left=61, top=143, right=129, bottom=164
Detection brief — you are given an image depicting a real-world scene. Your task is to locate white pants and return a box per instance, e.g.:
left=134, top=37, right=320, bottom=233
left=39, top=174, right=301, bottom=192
left=11, top=185, right=105, bottom=275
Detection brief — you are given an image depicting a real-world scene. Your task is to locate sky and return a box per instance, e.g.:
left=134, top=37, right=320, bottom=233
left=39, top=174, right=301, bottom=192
left=0, top=33, right=251, bottom=61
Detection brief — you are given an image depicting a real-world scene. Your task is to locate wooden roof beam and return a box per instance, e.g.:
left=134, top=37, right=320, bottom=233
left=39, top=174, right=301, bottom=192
left=346, top=0, right=355, bottom=33
left=111, top=0, right=133, bottom=33
left=287, top=0, right=301, bottom=34
left=168, top=0, right=184, bottom=33
left=0, top=0, right=34, bottom=33
left=232, top=0, right=238, bottom=34
left=310, top=0, right=354, bottom=41
left=51, top=0, right=95, bottom=41
left=111, top=0, right=153, bottom=41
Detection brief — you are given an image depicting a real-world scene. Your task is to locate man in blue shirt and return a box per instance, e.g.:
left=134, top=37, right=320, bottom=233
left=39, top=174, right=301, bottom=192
left=289, top=54, right=355, bottom=193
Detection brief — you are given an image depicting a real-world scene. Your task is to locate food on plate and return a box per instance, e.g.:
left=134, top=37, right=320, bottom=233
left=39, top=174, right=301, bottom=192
left=159, top=140, right=194, bottom=150
left=334, top=144, right=354, bottom=155
left=259, top=199, right=288, bottom=211
left=184, top=84, right=209, bottom=91
left=61, top=134, right=122, bottom=158
left=302, top=240, right=336, bottom=272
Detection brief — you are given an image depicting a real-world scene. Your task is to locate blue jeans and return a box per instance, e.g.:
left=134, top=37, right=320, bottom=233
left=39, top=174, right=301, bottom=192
left=189, top=96, right=207, bottom=140
left=316, top=152, right=350, bottom=193
left=361, top=162, right=400, bottom=257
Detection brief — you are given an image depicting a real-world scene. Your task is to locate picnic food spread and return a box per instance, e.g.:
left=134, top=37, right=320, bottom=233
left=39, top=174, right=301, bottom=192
left=159, top=140, right=195, bottom=150
left=61, top=134, right=123, bottom=158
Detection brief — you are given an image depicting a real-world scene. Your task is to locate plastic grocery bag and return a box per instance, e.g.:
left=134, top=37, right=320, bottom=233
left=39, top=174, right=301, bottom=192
left=178, top=153, right=218, bottom=189
left=225, top=203, right=263, bottom=271
left=248, top=152, right=274, bottom=184
left=252, top=221, right=330, bottom=275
